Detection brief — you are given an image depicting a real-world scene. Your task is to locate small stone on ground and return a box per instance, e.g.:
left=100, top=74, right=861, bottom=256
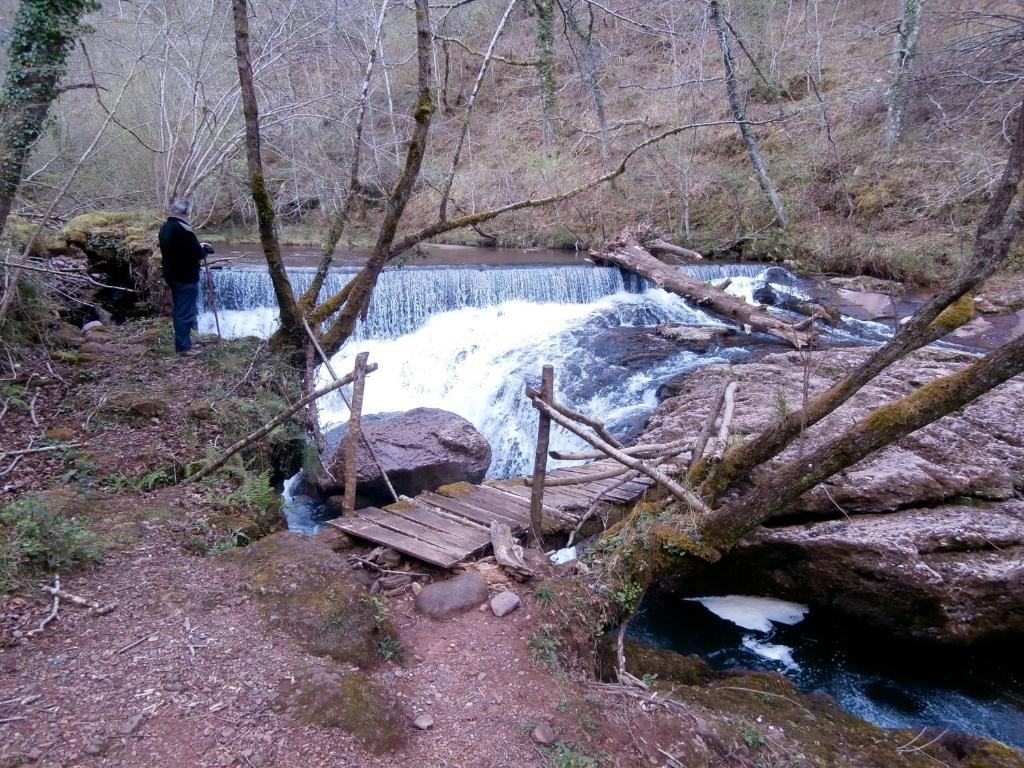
left=532, top=722, right=557, bottom=745
left=489, top=590, right=521, bottom=618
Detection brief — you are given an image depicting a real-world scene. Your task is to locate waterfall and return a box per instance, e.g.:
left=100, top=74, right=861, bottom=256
left=198, top=261, right=841, bottom=477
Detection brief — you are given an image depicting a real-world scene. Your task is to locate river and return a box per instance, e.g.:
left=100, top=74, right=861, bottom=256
left=195, top=249, right=1021, bottom=749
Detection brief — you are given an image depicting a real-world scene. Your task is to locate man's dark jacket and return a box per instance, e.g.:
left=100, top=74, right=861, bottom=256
left=159, top=216, right=207, bottom=283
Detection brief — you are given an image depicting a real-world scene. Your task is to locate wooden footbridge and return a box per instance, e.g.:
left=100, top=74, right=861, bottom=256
left=326, top=460, right=656, bottom=568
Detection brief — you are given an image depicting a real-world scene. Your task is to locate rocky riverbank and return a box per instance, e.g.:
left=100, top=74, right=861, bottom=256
left=642, top=344, right=1024, bottom=645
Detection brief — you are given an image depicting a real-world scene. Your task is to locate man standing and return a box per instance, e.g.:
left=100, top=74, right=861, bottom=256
left=159, top=198, right=213, bottom=356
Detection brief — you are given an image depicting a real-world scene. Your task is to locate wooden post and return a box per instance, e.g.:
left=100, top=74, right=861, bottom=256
left=528, top=364, right=554, bottom=548
left=342, top=352, right=369, bottom=515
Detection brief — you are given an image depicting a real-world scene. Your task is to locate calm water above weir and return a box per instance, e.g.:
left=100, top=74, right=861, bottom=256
left=195, top=256, right=1020, bottom=747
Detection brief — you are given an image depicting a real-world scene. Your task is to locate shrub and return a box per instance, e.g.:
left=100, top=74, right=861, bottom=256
left=0, top=495, right=102, bottom=590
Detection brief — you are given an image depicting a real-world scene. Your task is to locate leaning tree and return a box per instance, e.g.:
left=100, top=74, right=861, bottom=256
left=580, top=99, right=1024, bottom=627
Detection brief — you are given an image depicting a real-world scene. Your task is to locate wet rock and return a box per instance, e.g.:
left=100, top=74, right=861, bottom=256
left=489, top=590, right=521, bottom=618
left=752, top=283, right=777, bottom=306
left=705, top=501, right=1024, bottom=645
left=414, top=573, right=488, bottom=620
left=228, top=532, right=398, bottom=667
left=656, top=324, right=732, bottom=352
left=834, top=288, right=897, bottom=321
left=531, top=722, right=558, bottom=745
left=645, top=347, right=1024, bottom=643
left=274, top=665, right=405, bottom=753
left=315, top=408, right=491, bottom=499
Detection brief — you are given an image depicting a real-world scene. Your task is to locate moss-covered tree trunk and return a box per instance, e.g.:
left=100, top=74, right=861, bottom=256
left=231, top=0, right=303, bottom=353
left=593, top=99, right=1024, bottom=621
left=533, top=0, right=558, bottom=155
left=0, top=0, right=99, bottom=241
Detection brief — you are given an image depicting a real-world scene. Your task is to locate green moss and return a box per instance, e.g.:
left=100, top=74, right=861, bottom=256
left=232, top=533, right=399, bottom=668
left=930, top=293, right=975, bottom=335
left=436, top=481, right=473, bottom=498
left=276, top=667, right=405, bottom=753
left=4, top=214, right=64, bottom=256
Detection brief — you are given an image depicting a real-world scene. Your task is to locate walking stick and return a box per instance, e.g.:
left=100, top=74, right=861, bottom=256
left=203, top=258, right=222, bottom=340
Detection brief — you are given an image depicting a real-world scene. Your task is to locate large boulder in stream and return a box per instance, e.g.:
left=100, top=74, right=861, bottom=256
left=313, top=408, right=492, bottom=499
left=647, top=346, right=1024, bottom=644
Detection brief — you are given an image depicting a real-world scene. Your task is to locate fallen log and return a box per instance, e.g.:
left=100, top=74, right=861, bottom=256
left=593, top=237, right=817, bottom=349
left=647, top=238, right=702, bottom=261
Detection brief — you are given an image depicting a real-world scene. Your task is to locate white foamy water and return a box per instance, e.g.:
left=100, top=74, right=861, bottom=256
left=196, top=262, right=855, bottom=476
left=315, top=290, right=728, bottom=477
left=742, top=636, right=801, bottom=671
left=687, top=595, right=809, bottom=633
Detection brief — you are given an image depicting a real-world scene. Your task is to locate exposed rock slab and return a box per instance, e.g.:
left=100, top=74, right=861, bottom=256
left=316, top=408, right=491, bottom=499
left=691, top=501, right=1024, bottom=644
left=648, top=347, right=1024, bottom=515
left=646, top=346, right=1024, bottom=643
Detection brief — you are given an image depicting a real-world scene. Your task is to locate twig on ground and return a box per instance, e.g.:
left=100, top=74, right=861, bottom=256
left=116, top=632, right=158, bottom=655
left=26, top=575, right=61, bottom=636
left=40, top=583, right=116, bottom=615
left=0, top=442, right=83, bottom=459
left=347, top=555, right=429, bottom=579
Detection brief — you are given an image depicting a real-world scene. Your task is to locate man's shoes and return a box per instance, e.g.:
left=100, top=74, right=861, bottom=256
left=179, top=348, right=203, bottom=358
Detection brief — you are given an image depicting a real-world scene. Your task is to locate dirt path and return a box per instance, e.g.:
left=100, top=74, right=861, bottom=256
left=0, top=538, right=679, bottom=768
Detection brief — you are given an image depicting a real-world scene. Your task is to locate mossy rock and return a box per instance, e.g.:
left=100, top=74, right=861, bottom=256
left=274, top=665, right=405, bottom=753
left=595, top=636, right=713, bottom=685
left=230, top=532, right=398, bottom=668
left=3, top=215, right=66, bottom=257
left=62, top=211, right=165, bottom=319
left=62, top=210, right=162, bottom=256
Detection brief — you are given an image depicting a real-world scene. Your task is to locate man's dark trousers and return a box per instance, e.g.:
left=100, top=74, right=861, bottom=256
left=169, top=281, right=199, bottom=352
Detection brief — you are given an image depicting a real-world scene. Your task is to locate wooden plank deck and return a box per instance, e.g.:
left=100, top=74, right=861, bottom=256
left=326, top=459, right=657, bottom=568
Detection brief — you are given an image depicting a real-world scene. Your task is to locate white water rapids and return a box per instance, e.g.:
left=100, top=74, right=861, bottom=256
left=197, top=262, right=865, bottom=477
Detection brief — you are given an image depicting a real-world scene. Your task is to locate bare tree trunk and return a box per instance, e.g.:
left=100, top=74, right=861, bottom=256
left=316, top=0, right=436, bottom=358
left=708, top=0, right=788, bottom=228
left=0, top=0, right=99, bottom=242
left=300, top=0, right=391, bottom=312
left=231, top=0, right=303, bottom=349
left=563, top=2, right=611, bottom=171
left=883, top=0, right=925, bottom=149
